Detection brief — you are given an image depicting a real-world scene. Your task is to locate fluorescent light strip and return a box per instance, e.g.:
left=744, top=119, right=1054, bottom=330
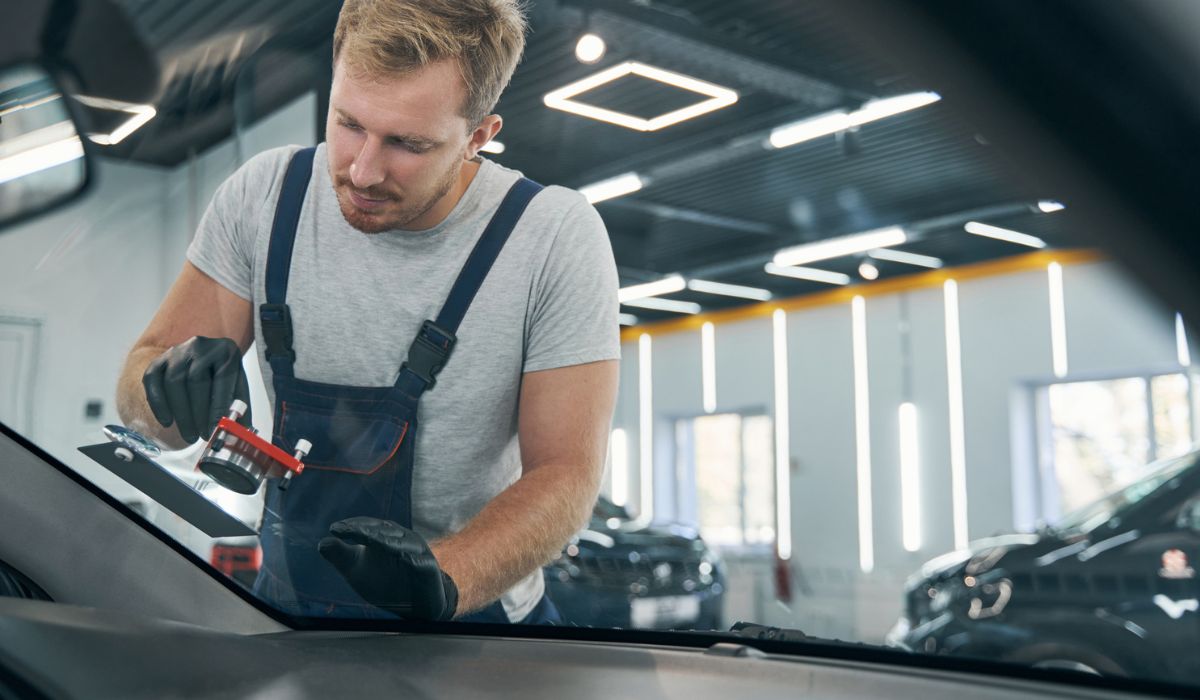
left=618, top=313, right=639, bottom=326
left=774, top=227, right=907, bottom=267
left=944, top=280, right=969, bottom=550
left=544, top=61, right=738, bottom=132
left=701, top=322, right=717, bottom=414
left=637, top=334, right=654, bottom=525
left=1178, top=313, right=1191, bottom=368
left=764, top=263, right=851, bottom=286
left=773, top=309, right=792, bottom=561
left=899, top=402, right=922, bottom=553
left=1037, top=200, right=1065, bottom=213
left=1048, top=262, right=1068, bottom=378
left=687, top=279, right=773, bottom=301
left=964, top=221, right=1047, bottom=249
left=610, top=428, right=629, bottom=507
left=580, top=172, right=644, bottom=204
left=75, top=95, right=156, bottom=146
left=851, top=296, right=874, bottom=573
left=0, top=135, right=83, bottom=186
left=480, top=140, right=505, bottom=154
left=622, top=297, right=701, bottom=314
left=619, top=274, right=685, bottom=303
left=769, top=91, right=940, bottom=149
left=867, top=248, right=944, bottom=269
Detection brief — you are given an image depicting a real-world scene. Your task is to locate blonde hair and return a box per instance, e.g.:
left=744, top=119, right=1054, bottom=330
left=333, top=0, right=528, bottom=127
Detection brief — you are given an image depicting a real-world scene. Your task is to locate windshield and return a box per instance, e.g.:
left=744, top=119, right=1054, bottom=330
left=3, top=0, right=1200, bottom=693
left=1053, top=452, right=1198, bottom=535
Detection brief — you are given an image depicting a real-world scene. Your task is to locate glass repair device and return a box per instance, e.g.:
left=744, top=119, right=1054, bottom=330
left=197, top=400, right=311, bottom=495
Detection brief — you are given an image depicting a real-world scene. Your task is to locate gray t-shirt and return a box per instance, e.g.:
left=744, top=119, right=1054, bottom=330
left=187, top=143, right=619, bottom=621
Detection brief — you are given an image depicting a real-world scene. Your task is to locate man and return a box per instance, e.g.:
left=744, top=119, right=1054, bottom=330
left=115, top=0, right=619, bottom=624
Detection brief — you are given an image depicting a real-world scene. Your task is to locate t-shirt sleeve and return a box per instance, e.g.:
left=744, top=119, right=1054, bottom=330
left=523, top=194, right=620, bottom=373
left=186, top=148, right=291, bottom=301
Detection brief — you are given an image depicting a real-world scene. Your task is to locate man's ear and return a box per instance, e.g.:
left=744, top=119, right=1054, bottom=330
left=466, top=115, right=503, bottom=160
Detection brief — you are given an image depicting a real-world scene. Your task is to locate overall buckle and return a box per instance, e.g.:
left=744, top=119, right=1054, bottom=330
left=259, top=303, right=295, bottom=362
left=402, top=320, right=456, bottom=388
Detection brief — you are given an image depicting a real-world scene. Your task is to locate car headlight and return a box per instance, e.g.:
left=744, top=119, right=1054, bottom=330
left=932, top=573, right=1014, bottom=620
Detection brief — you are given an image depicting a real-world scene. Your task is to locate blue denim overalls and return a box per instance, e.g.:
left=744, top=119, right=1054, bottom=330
left=251, top=147, right=560, bottom=625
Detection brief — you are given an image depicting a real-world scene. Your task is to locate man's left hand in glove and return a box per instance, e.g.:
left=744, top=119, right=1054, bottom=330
left=317, top=517, right=459, bottom=621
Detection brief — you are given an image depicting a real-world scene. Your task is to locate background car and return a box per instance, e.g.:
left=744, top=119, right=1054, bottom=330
left=545, top=496, right=725, bottom=629
left=890, top=452, right=1200, bottom=683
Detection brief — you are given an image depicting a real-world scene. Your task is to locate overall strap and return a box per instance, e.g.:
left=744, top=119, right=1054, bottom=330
left=259, top=146, right=316, bottom=378
left=398, top=177, right=543, bottom=394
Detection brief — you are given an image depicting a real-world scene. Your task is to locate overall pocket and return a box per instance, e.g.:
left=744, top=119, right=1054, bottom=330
left=276, top=401, right=409, bottom=474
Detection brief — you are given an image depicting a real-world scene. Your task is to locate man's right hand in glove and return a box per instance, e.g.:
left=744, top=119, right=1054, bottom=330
left=142, top=336, right=252, bottom=444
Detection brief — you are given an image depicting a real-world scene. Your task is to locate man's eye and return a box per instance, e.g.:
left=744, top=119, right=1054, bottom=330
left=393, top=142, right=427, bottom=154
left=340, top=120, right=362, bottom=131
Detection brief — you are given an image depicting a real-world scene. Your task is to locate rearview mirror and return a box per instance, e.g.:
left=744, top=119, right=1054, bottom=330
left=0, top=63, right=90, bottom=228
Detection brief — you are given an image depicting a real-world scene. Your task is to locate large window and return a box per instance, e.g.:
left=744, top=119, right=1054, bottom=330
left=1039, top=373, right=1196, bottom=515
left=676, top=413, right=775, bottom=548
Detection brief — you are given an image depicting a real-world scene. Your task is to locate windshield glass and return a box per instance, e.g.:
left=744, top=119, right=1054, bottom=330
left=3, top=0, right=1200, bottom=693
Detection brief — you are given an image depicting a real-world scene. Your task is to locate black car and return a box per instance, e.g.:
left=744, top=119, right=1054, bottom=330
left=889, top=452, right=1200, bottom=682
left=544, top=497, right=725, bottom=630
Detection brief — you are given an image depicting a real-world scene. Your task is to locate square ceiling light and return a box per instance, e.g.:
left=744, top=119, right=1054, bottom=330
left=543, top=61, right=738, bottom=131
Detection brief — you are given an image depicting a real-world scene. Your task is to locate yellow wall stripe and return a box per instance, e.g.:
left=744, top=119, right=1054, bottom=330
left=620, top=248, right=1104, bottom=342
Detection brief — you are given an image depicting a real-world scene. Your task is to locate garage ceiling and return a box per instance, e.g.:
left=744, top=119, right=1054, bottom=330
left=99, top=0, right=1080, bottom=323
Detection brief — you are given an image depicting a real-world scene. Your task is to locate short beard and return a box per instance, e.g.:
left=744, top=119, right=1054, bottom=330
left=333, top=162, right=460, bottom=234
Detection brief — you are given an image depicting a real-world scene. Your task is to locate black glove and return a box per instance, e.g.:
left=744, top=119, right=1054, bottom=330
left=142, top=336, right=251, bottom=444
left=318, top=517, right=459, bottom=621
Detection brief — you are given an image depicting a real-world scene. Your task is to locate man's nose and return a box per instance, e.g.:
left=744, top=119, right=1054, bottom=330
left=349, top=140, right=386, bottom=190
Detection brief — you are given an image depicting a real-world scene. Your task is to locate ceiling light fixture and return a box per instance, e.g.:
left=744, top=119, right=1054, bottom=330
left=480, top=140, right=505, bottom=154
left=618, top=313, right=639, bottom=326
left=769, top=91, right=940, bottom=149
left=764, top=263, right=851, bottom=286
left=858, top=262, right=880, bottom=281
left=618, top=274, right=685, bottom=303
left=74, top=94, right=157, bottom=146
left=575, top=33, right=606, bottom=64
left=544, top=61, right=738, bottom=132
left=0, top=133, right=83, bottom=185
left=773, top=226, right=907, bottom=267
left=580, top=172, right=644, bottom=204
left=687, top=279, right=773, bottom=301
left=964, top=221, right=1047, bottom=248
left=622, top=297, right=701, bottom=314
left=1037, top=200, right=1065, bottom=213
left=867, top=248, right=944, bottom=269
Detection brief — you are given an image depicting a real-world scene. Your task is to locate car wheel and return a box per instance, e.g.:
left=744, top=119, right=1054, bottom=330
left=1004, top=643, right=1127, bottom=677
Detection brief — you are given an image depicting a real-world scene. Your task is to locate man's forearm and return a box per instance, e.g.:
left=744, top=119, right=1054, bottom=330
left=115, top=345, right=188, bottom=450
left=430, top=460, right=600, bottom=616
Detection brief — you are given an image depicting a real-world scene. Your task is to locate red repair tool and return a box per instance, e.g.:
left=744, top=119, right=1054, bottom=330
left=197, top=400, right=311, bottom=495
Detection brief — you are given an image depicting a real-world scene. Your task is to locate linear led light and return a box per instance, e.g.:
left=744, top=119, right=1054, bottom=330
left=899, top=402, right=922, bottom=553
left=619, top=274, right=685, bottom=303
left=868, top=248, right=944, bottom=269
left=1048, top=262, right=1068, bottom=378
left=852, top=295, right=874, bottom=573
left=610, top=428, right=629, bottom=507
left=0, top=135, right=83, bottom=186
left=1177, top=313, right=1191, bottom=368
left=701, top=322, right=717, bottom=414
left=773, top=309, right=792, bottom=561
left=687, top=279, right=773, bottom=301
left=764, top=263, right=851, bottom=286
left=622, top=297, right=701, bottom=314
left=618, top=313, right=639, bottom=326
left=964, top=221, right=1047, bottom=249
left=768, top=91, right=940, bottom=149
left=943, top=280, right=969, bottom=550
left=1037, top=200, right=1065, bottom=213
left=635, top=334, right=654, bottom=526
left=74, top=95, right=156, bottom=146
left=544, top=61, right=738, bottom=132
left=773, top=227, right=907, bottom=267
left=480, top=140, right=505, bottom=154
left=580, top=172, right=644, bottom=204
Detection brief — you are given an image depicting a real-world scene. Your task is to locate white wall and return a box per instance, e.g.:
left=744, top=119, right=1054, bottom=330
left=612, top=259, right=1184, bottom=640
left=0, top=92, right=316, bottom=501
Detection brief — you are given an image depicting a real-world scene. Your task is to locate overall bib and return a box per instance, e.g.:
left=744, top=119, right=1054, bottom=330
left=251, top=147, right=560, bottom=625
